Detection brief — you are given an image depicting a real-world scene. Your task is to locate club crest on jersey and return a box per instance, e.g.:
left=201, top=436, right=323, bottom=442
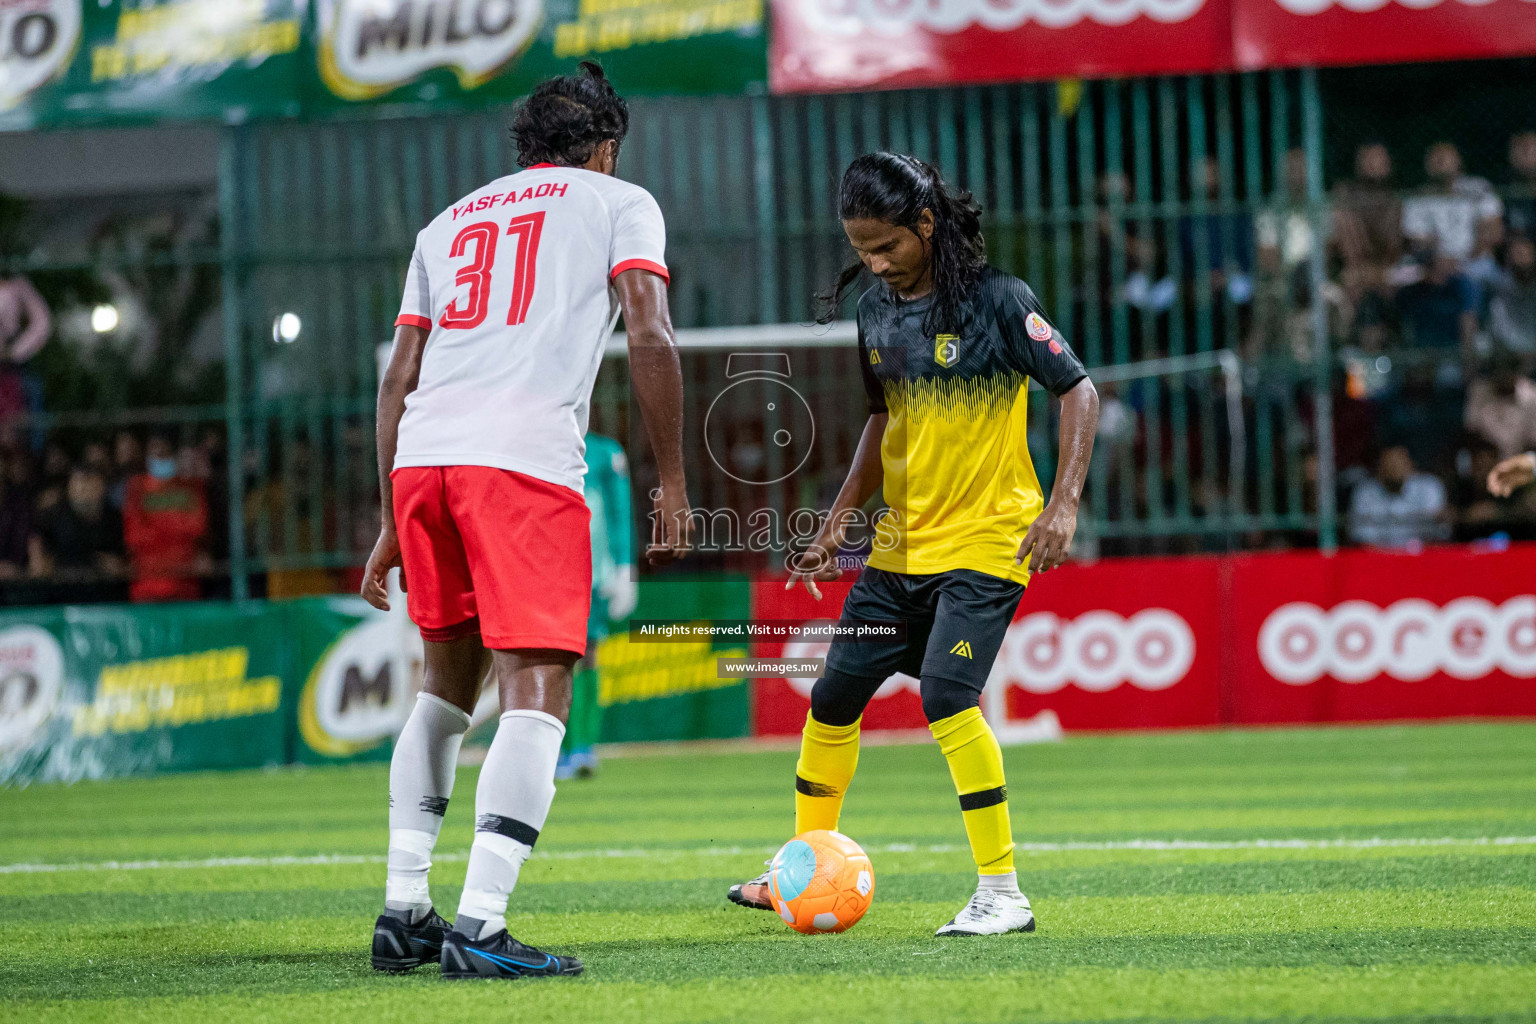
left=1025, top=312, right=1053, bottom=343
left=934, top=334, right=960, bottom=368
left=318, top=0, right=542, bottom=102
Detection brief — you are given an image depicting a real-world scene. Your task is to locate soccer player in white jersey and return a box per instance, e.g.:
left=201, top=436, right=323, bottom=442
left=362, top=63, right=690, bottom=980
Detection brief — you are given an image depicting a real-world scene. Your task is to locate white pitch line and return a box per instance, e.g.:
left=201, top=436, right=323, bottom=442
left=3, top=835, right=1534, bottom=875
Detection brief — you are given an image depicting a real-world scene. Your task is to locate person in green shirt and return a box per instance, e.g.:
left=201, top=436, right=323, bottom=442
left=557, top=433, right=637, bottom=779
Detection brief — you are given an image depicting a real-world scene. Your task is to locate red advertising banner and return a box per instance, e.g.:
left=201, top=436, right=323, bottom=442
left=751, top=575, right=930, bottom=735
left=1229, top=544, right=1536, bottom=724
left=769, top=0, right=1536, bottom=93
left=749, top=544, right=1536, bottom=736
left=1233, top=0, right=1536, bottom=71
left=750, top=556, right=1223, bottom=736
left=769, top=0, right=1234, bottom=93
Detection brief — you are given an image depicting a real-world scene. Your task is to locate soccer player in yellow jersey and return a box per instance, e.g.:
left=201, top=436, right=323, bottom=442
left=728, top=153, right=1099, bottom=935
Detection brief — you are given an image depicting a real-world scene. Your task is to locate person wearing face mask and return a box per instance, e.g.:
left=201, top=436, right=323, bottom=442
left=122, top=434, right=208, bottom=602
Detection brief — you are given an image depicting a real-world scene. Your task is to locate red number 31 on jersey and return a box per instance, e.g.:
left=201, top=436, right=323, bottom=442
left=439, top=211, right=546, bottom=330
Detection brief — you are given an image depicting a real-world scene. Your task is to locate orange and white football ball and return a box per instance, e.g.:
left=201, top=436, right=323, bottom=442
left=766, top=829, right=875, bottom=934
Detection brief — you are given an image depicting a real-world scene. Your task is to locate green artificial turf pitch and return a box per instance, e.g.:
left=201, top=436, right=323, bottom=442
left=3, top=721, right=1535, bottom=1023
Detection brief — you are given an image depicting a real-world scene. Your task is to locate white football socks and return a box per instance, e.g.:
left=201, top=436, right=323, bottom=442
left=454, top=709, right=565, bottom=940
left=978, top=870, right=1023, bottom=896
left=385, top=692, right=471, bottom=919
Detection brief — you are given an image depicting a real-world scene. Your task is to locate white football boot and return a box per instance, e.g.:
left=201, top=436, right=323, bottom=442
left=935, top=886, right=1036, bottom=936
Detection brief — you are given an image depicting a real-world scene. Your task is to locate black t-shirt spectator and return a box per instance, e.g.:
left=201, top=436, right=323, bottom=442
left=0, top=487, right=29, bottom=571
left=34, top=502, right=124, bottom=572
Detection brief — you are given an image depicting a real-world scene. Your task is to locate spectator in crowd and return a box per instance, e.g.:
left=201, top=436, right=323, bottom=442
left=1395, top=251, right=1476, bottom=356
left=0, top=276, right=50, bottom=434
left=1334, top=141, right=1404, bottom=299
left=1464, top=349, right=1536, bottom=460
left=1251, top=148, right=1322, bottom=361
left=35, top=441, right=71, bottom=514
left=1490, top=234, right=1536, bottom=356
left=28, top=467, right=125, bottom=582
left=1179, top=156, right=1254, bottom=312
left=1454, top=438, right=1535, bottom=542
left=122, top=434, right=208, bottom=602
left=1488, top=451, right=1536, bottom=498
left=1377, top=361, right=1463, bottom=478
left=110, top=429, right=142, bottom=509
left=1505, top=130, right=1536, bottom=240
left=1402, top=142, right=1503, bottom=288
left=0, top=461, right=30, bottom=579
left=1348, top=445, right=1449, bottom=550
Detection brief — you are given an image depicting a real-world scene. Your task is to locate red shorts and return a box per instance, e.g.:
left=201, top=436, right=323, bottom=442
left=392, top=466, right=591, bottom=654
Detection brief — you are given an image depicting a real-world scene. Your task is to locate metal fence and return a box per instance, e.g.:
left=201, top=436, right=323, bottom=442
left=201, top=69, right=1337, bottom=592
left=21, top=61, right=1536, bottom=593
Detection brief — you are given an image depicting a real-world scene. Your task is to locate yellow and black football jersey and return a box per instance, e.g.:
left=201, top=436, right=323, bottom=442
left=858, top=267, right=1088, bottom=584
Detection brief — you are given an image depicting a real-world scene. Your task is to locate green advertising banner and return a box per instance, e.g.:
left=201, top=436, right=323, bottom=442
left=0, top=603, right=290, bottom=785
left=595, top=577, right=751, bottom=745
left=0, top=581, right=751, bottom=786
left=0, top=0, right=765, bottom=132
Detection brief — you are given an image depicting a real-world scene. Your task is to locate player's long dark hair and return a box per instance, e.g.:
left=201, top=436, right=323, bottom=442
left=512, top=62, right=629, bottom=168
left=816, top=153, right=986, bottom=336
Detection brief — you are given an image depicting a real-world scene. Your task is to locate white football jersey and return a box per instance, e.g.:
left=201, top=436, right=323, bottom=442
left=393, top=164, right=668, bottom=492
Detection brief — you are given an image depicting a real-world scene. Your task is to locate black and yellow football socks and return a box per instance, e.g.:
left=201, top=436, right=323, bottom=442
left=793, top=712, right=861, bottom=834
left=929, top=705, right=1015, bottom=875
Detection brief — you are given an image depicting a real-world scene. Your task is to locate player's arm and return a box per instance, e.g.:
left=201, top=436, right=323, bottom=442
left=614, top=268, right=690, bottom=565
left=362, top=322, right=428, bottom=610
left=1018, top=377, right=1099, bottom=573
left=789, top=311, right=886, bottom=599
left=788, top=411, right=887, bottom=600
left=1001, top=283, right=1099, bottom=574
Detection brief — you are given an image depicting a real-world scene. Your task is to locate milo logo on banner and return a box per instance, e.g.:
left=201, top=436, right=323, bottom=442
left=0, top=0, right=81, bottom=111
left=318, top=0, right=542, bottom=101
left=299, top=616, right=420, bottom=758
left=0, top=625, right=64, bottom=754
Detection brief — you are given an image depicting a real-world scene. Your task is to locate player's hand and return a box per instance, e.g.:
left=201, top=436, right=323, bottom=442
left=785, top=537, right=842, bottom=601
left=647, top=481, right=692, bottom=565
left=1487, top=452, right=1536, bottom=498
left=1016, top=499, right=1078, bottom=574
left=362, top=527, right=401, bottom=611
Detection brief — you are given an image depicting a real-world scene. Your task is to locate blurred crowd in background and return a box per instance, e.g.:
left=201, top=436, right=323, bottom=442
left=1076, top=128, right=1536, bottom=555
left=1, top=124, right=1535, bottom=602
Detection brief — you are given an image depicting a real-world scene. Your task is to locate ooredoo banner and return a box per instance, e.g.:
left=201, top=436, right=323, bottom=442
left=1233, top=0, right=1536, bottom=71
left=1231, top=545, right=1536, bottom=724
left=749, top=543, right=1536, bottom=734
left=769, top=0, right=1536, bottom=92
left=750, top=557, right=1222, bottom=736
left=769, top=0, right=1234, bottom=92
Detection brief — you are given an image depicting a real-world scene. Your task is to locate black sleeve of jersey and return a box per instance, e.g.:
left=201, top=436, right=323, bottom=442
left=856, top=306, right=887, bottom=415
left=995, top=275, right=1089, bottom=396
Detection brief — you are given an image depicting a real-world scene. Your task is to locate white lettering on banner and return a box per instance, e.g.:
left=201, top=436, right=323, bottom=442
left=781, top=611, right=1197, bottom=696
left=1258, top=596, right=1536, bottom=686
left=991, top=609, right=1197, bottom=694
left=799, top=0, right=1207, bottom=37
left=1273, top=0, right=1536, bottom=16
